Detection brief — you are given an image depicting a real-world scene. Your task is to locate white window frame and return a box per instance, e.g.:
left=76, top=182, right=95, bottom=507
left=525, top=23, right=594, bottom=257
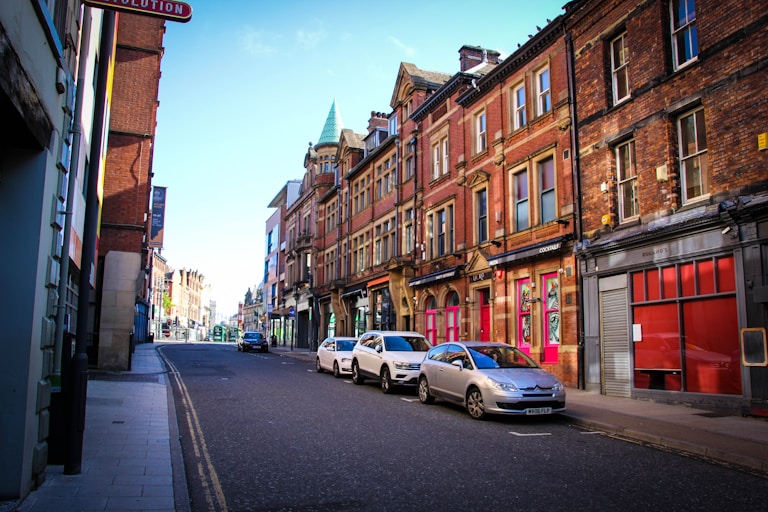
left=403, top=208, right=414, bottom=255
left=538, top=156, right=556, bottom=223
left=513, top=168, right=529, bottom=232
left=536, top=67, right=551, bottom=116
left=476, top=188, right=488, bottom=244
left=513, top=83, right=526, bottom=130
left=426, top=205, right=454, bottom=259
left=475, top=110, right=487, bottom=153
left=678, top=107, right=709, bottom=203
left=611, top=32, right=630, bottom=103
left=670, top=0, right=698, bottom=70
left=615, top=139, right=639, bottom=221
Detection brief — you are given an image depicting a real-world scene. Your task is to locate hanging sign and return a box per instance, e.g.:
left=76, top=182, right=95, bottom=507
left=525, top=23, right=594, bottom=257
left=83, top=0, right=193, bottom=23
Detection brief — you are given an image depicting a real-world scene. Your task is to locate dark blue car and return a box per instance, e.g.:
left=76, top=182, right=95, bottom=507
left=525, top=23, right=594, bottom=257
left=238, top=331, right=269, bottom=353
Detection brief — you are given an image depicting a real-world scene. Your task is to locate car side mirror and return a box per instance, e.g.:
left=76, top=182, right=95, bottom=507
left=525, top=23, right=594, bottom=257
left=375, top=345, right=383, bottom=353
left=451, top=360, right=464, bottom=370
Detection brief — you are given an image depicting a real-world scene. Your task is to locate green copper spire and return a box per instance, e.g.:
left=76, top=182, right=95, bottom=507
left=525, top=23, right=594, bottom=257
left=317, top=100, right=343, bottom=145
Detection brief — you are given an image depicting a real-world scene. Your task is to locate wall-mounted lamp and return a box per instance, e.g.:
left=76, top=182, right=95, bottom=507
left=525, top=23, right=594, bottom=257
left=556, top=219, right=570, bottom=226
left=490, top=240, right=502, bottom=247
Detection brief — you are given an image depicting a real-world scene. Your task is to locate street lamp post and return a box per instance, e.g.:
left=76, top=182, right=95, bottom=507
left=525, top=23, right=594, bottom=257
left=292, top=285, right=299, bottom=351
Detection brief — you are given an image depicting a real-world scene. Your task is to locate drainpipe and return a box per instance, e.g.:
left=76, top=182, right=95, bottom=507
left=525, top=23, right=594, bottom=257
left=565, top=29, right=586, bottom=390
left=54, top=7, right=92, bottom=383
left=65, top=10, right=116, bottom=475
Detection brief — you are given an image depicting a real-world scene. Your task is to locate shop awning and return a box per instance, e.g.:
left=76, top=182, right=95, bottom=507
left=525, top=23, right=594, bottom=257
left=408, top=265, right=464, bottom=287
left=487, top=236, right=569, bottom=267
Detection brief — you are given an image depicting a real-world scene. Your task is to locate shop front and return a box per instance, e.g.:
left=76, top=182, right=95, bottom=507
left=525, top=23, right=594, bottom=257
left=578, top=215, right=756, bottom=411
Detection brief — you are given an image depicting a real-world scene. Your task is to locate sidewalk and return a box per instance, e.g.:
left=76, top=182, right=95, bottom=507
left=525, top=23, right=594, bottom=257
left=15, top=342, right=189, bottom=512
left=15, top=342, right=767, bottom=511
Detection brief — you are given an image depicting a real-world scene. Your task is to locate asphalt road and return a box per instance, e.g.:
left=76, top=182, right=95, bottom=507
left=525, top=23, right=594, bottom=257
left=161, top=343, right=768, bottom=512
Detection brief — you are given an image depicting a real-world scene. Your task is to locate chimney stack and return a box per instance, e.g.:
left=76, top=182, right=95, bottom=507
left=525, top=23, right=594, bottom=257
left=459, top=45, right=502, bottom=72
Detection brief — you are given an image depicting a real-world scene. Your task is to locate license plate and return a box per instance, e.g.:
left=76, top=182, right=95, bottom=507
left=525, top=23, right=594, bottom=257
left=525, top=407, right=552, bottom=415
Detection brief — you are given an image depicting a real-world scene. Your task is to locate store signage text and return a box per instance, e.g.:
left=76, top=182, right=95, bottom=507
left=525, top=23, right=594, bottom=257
left=83, top=0, right=193, bottom=23
left=538, top=242, right=562, bottom=254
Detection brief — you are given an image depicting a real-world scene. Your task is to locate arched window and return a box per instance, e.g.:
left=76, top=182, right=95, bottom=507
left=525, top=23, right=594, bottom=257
left=446, top=292, right=460, bottom=341
left=425, top=296, right=438, bottom=345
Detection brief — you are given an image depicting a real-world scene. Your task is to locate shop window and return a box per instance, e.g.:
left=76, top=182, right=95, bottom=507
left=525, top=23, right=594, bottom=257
left=517, top=279, right=532, bottom=354
left=425, top=296, right=437, bottom=345
left=630, top=255, right=740, bottom=395
left=542, top=273, right=560, bottom=363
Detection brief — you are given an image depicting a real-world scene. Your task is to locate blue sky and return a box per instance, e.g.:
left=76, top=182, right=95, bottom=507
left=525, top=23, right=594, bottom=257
left=152, top=0, right=567, bottom=318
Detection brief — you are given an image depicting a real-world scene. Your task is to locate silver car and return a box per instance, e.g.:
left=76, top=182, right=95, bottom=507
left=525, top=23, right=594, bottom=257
left=418, top=341, right=566, bottom=420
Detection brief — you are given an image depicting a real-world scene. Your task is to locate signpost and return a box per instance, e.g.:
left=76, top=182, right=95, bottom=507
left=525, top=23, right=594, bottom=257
left=83, top=0, right=193, bottom=23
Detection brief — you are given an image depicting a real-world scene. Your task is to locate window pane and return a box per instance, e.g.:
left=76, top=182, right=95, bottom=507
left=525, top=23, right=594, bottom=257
left=683, top=298, right=741, bottom=394
left=540, top=158, right=554, bottom=189
left=716, top=256, right=736, bottom=292
left=647, top=268, right=660, bottom=301
left=516, top=171, right=528, bottom=200
left=516, top=200, right=529, bottom=231
left=697, top=259, right=714, bottom=295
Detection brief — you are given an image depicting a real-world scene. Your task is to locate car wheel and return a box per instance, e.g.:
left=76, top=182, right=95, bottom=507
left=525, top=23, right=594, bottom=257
left=333, top=361, right=341, bottom=378
left=380, top=366, right=393, bottom=394
left=351, top=360, right=364, bottom=385
left=316, top=358, right=323, bottom=373
left=466, top=387, right=486, bottom=420
left=262, top=347, right=268, bottom=353
left=418, top=376, right=434, bottom=404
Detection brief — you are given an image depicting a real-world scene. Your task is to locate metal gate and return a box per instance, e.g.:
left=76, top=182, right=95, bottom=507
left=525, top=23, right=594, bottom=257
left=133, top=300, right=150, bottom=344
left=600, top=287, right=631, bottom=397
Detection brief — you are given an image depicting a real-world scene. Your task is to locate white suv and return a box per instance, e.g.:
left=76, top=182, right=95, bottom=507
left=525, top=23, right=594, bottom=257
left=351, top=330, right=431, bottom=393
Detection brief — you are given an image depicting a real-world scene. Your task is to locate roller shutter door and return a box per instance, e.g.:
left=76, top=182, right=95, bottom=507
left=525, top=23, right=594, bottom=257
left=601, top=288, right=630, bottom=397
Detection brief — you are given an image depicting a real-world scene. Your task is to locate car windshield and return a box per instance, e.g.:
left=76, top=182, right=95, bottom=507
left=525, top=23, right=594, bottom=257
left=336, top=339, right=356, bottom=351
left=243, top=333, right=262, bottom=340
left=384, top=335, right=431, bottom=352
left=468, top=345, right=539, bottom=370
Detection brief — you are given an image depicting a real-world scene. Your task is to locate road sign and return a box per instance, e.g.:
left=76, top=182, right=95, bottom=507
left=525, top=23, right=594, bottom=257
left=83, top=0, right=193, bottom=23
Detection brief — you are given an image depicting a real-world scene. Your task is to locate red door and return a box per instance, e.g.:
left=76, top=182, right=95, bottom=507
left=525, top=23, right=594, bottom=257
left=479, top=289, right=490, bottom=342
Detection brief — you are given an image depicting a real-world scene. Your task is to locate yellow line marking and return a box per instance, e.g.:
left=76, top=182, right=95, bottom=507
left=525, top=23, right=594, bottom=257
left=160, top=348, right=228, bottom=512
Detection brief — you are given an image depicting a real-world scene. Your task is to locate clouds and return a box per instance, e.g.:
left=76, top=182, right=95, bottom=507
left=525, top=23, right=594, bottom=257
left=240, top=26, right=278, bottom=56
left=389, top=36, right=416, bottom=57
left=296, top=26, right=327, bottom=48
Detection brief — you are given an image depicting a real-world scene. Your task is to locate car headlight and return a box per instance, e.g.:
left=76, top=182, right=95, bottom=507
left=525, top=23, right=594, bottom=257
left=392, top=361, right=411, bottom=370
left=487, top=378, right=518, bottom=392
left=341, top=357, right=351, bottom=364
left=551, top=381, right=564, bottom=391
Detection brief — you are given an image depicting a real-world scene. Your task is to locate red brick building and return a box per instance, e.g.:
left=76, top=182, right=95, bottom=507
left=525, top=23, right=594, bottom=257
left=97, top=13, right=165, bottom=369
left=567, top=0, right=768, bottom=413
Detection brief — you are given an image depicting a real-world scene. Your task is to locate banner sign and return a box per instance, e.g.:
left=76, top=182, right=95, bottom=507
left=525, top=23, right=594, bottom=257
left=83, top=0, right=193, bottom=23
left=149, top=186, right=166, bottom=248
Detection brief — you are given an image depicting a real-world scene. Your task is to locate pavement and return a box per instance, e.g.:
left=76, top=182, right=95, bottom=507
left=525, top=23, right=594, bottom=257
left=13, top=341, right=768, bottom=511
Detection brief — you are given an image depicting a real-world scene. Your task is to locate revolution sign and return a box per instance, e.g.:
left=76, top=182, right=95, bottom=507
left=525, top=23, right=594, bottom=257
left=83, top=0, right=193, bottom=23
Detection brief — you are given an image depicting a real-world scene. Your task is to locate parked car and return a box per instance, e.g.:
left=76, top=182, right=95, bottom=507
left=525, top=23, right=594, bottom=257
left=418, top=341, right=566, bottom=420
left=351, top=330, right=431, bottom=393
left=238, top=331, right=269, bottom=353
left=316, top=336, right=358, bottom=377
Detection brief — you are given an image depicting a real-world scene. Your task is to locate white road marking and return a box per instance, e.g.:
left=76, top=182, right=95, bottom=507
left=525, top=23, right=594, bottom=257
left=509, top=431, right=552, bottom=437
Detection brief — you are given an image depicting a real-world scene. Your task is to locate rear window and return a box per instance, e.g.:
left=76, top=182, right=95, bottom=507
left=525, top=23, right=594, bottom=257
left=384, top=335, right=431, bottom=352
left=336, top=339, right=356, bottom=351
